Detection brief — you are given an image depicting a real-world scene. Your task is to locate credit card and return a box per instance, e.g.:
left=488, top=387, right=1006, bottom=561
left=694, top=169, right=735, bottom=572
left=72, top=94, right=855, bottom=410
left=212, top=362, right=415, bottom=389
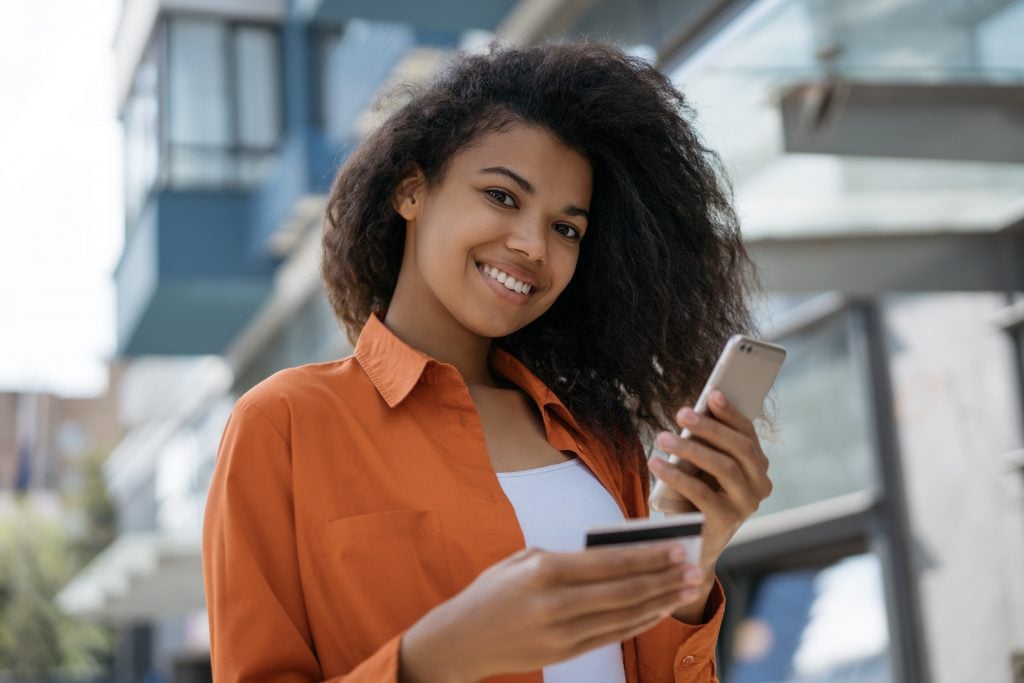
left=585, top=512, right=704, bottom=562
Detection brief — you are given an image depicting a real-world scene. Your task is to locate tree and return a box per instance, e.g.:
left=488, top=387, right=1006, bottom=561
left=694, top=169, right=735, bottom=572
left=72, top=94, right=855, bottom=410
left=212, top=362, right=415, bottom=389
left=0, top=449, right=116, bottom=680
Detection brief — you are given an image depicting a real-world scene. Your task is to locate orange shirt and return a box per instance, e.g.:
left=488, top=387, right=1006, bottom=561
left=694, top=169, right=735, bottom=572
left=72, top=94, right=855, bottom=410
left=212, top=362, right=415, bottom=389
left=202, top=312, right=725, bottom=682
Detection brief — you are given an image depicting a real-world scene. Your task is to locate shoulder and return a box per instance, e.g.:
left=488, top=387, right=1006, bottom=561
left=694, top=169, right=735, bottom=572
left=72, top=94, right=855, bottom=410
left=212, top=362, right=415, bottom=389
left=231, top=354, right=374, bottom=435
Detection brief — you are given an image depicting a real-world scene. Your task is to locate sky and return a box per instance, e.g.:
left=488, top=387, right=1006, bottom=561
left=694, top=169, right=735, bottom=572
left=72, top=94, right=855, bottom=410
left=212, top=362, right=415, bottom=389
left=0, top=0, right=122, bottom=398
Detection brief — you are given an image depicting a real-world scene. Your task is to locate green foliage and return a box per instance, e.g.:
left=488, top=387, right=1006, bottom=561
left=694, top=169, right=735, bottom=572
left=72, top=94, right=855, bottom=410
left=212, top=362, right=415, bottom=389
left=0, top=449, right=117, bottom=679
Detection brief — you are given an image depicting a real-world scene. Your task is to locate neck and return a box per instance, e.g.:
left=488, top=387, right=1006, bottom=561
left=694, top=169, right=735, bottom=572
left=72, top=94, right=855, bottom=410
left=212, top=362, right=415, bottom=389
left=383, top=284, right=497, bottom=389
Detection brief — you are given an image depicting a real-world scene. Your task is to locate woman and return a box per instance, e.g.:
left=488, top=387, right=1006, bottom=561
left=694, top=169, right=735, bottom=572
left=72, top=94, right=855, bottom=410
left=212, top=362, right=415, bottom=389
left=203, top=42, right=771, bottom=682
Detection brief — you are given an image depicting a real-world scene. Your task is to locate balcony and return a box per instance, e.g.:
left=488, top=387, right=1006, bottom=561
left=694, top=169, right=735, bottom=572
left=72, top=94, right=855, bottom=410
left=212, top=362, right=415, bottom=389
left=298, top=0, right=518, bottom=33
left=114, top=189, right=276, bottom=356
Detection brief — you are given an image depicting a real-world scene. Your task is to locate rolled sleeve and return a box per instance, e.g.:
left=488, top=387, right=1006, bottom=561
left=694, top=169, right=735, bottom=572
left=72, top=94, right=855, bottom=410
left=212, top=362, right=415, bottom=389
left=635, top=578, right=726, bottom=683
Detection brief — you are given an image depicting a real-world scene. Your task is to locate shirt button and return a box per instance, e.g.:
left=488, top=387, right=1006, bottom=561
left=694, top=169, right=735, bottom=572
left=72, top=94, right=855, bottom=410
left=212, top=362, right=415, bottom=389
left=681, top=655, right=695, bottom=666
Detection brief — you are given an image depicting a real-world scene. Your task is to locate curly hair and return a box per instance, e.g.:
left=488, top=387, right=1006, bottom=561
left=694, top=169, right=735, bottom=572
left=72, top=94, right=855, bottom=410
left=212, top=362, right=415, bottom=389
left=321, top=42, right=758, bottom=467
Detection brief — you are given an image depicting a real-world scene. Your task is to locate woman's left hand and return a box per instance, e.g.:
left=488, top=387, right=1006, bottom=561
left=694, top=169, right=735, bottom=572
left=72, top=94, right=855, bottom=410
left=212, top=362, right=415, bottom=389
left=647, top=389, right=773, bottom=622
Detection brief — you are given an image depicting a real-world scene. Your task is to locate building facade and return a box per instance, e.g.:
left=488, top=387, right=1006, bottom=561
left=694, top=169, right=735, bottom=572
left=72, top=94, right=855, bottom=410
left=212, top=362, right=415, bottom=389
left=58, top=0, right=1024, bottom=681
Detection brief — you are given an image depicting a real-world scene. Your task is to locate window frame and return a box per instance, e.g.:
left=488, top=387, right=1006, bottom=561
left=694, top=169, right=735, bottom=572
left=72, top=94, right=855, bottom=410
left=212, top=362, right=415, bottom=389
left=162, top=14, right=284, bottom=190
left=713, top=295, right=930, bottom=682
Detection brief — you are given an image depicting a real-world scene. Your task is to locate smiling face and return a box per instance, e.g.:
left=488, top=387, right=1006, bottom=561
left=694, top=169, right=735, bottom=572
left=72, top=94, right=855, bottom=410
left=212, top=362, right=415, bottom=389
left=391, top=122, right=593, bottom=342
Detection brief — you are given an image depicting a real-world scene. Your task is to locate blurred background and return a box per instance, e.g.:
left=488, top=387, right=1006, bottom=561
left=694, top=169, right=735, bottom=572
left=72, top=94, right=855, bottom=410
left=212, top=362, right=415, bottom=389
left=1, top=0, right=1022, bottom=681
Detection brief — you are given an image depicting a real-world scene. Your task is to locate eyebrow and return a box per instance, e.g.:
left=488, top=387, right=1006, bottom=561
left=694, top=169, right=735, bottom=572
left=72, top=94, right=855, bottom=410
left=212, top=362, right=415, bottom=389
left=478, top=166, right=590, bottom=221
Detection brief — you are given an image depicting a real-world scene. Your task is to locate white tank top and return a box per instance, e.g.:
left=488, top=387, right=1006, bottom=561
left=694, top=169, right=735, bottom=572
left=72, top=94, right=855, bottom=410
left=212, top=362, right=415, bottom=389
left=496, top=458, right=629, bottom=683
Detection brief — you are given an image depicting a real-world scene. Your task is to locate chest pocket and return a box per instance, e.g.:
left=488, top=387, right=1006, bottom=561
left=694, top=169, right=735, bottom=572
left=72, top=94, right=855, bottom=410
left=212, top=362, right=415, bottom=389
left=320, top=509, right=454, bottom=637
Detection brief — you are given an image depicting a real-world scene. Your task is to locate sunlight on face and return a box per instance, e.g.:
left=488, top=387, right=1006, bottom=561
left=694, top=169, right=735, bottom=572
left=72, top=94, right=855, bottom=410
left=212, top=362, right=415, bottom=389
left=393, top=122, right=593, bottom=341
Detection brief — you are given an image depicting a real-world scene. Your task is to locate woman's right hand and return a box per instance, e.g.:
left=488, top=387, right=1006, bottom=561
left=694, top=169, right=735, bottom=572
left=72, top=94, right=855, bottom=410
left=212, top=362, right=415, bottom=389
left=398, top=542, right=705, bottom=683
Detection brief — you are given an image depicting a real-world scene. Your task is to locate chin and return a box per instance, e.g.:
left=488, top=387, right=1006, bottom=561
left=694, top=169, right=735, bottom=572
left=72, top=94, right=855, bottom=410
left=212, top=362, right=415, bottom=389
left=459, top=308, right=538, bottom=340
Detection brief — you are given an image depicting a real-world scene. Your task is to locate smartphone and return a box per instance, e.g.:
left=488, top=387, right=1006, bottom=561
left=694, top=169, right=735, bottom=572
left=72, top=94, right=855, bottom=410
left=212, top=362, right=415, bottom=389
left=648, top=334, right=786, bottom=514
left=585, top=512, right=705, bottom=564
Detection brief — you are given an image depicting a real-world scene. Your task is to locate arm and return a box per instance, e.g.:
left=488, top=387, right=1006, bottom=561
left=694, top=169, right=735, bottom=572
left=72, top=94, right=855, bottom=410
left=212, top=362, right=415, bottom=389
left=639, top=391, right=776, bottom=682
left=614, top=436, right=726, bottom=682
left=202, top=397, right=407, bottom=682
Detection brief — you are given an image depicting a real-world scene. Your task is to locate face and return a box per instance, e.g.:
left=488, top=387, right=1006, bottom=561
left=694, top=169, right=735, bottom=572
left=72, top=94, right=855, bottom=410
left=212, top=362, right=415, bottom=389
left=393, top=123, right=593, bottom=340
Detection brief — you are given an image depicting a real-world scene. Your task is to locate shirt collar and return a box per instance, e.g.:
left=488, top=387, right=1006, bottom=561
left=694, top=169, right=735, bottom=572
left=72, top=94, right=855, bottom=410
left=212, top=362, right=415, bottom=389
left=354, top=312, right=432, bottom=409
left=353, top=313, right=585, bottom=437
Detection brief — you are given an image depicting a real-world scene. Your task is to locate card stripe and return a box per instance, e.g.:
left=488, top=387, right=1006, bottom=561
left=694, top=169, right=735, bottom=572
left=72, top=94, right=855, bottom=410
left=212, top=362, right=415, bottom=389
left=586, top=522, right=703, bottom=547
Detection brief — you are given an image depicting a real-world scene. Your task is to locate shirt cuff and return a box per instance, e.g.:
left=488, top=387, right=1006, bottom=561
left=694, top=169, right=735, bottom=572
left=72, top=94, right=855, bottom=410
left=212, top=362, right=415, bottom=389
left=638, top=577, right=726, bottom=681
left=323, top=630, right=404, bottom=683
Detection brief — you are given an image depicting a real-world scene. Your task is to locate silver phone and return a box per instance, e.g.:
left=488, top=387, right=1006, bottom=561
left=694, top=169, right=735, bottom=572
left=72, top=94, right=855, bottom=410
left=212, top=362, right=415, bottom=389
left=648, top=334, right=786, bottom=514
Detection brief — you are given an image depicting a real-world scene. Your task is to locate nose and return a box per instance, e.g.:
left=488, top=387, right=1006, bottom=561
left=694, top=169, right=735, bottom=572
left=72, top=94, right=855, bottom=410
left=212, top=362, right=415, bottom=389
left=505, top=216, right=547, bottom=264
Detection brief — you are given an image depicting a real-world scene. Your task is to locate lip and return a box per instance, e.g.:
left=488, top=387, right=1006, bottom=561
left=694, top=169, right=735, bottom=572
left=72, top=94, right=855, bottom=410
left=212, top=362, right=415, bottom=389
left=475, top=262, right=536, bottom=304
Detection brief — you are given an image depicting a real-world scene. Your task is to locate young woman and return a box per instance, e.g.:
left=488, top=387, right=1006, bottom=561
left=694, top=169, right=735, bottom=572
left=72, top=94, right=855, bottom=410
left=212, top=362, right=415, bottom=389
left=203, top=42, right=772, bottom=683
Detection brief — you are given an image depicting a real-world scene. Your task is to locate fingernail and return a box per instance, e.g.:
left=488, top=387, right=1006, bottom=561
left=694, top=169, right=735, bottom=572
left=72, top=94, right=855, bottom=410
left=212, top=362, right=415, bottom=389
left=680, top=409, right=698, bottom=426
left=681, top=588, right=701, bottom=601
left=669, top=546, right=687, bottom=563
left=648, top=455, right=665, bottom=470
left=684, top=567, right=704, bottom=583
left=656, top=432, right=677, bottom=449
left=712, top=391, right=726, bottom=407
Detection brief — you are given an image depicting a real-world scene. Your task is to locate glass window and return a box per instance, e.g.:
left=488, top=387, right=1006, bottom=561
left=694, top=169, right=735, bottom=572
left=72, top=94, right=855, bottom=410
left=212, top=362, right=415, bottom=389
left=757, top=310, right=875, bottom=516
left=316, top=20, right=415, bottom=143
left=662, top=0, right=1024, bottom=241
left=568, top=0, right=719, bottom=56
left=158, top=17, right=281, bottom=190
left=728, top=553, right=891, bottom=682
left=168, top=19, right=231, bottom=148
left=124, top=46, right=160, bottom=226
left=235, top=26, right=281, bottom=149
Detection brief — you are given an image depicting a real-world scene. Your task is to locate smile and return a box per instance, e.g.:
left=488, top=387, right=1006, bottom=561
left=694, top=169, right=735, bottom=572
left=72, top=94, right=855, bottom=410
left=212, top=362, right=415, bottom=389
left=478, top=263, right=534, bottom=295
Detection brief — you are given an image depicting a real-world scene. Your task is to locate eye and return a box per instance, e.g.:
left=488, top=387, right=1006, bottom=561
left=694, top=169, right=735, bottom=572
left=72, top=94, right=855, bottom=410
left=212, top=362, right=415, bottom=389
left=554, top=223, right=582, bottom=240
left=484, top=188, right=517, bottom=208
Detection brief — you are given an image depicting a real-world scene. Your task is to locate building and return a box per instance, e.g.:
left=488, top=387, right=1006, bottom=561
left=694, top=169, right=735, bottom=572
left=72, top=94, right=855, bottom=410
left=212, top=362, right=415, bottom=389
left=0, top=366, right=124, bottom=495
left=57, top=0, right=1024, bottom=681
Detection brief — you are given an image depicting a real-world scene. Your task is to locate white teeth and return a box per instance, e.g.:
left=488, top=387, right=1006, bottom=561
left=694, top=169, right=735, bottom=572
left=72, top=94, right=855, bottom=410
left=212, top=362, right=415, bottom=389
left=480, top=263, right=532, bottom=296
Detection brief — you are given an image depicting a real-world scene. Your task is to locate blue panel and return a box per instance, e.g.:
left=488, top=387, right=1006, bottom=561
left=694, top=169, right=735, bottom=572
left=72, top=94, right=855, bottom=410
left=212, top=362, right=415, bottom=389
left=319, top=21, right=415, bottom=143
left=308, top=127, right=351, bottom=194
left=307, top=0, right=518, bottom=32
left=247, top=126, right=347, bottom=258
left=156, top=190, right=276, bottom=278
left=115, top=189, right=277, bottom=356
left=122, top=279, right=272, bottom=356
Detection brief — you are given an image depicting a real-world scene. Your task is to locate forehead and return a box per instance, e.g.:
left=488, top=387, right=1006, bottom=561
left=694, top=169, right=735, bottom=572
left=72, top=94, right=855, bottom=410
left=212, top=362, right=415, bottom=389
left=447, top=123, right=593, bottom=201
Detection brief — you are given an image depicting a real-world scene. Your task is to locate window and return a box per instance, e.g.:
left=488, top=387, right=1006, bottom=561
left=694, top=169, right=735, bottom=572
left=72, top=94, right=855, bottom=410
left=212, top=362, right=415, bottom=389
left=728, top=553, right=892, bottom=682
left=165, top=17, right=282, bottom=188
left=122, top=15, right=282, bottom=224
left=124, top=42, right=160, bottom=226
left=314, top=20, right=415, bottom=143
left=757, top=308, right=876, bottom=516
left=716, top=296, right=927, bottom=682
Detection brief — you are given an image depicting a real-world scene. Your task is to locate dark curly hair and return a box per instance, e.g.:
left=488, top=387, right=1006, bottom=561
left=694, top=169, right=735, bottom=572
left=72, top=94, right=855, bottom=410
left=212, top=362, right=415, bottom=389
left=321, top=42, right=758, bottom=467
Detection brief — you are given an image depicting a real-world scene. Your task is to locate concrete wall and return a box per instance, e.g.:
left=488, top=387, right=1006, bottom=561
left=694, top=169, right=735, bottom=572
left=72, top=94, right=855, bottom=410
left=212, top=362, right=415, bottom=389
left=886, top=293, right=1024, bottom=683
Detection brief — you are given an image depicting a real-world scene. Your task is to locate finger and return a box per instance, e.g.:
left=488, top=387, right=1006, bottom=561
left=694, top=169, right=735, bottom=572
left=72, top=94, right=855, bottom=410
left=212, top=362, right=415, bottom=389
left=656, top=432, right=768, bottom=505
left=547, top=562, right=705, bottom=621
left=674, top=406, right=767, bottom=476
left=557, top=584, right=690, bottom=655
left=648, top=456, right=730, bottom=517
left=567, top=612, right=664, bottom=659
left=703, top=390, right=757, bottom=439
left=531, top=541, right=689, bottom=585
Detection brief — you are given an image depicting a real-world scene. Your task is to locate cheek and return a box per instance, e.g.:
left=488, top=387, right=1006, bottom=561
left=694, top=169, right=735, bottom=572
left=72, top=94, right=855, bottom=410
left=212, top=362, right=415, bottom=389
left=552, top=251, right=579, bottom=291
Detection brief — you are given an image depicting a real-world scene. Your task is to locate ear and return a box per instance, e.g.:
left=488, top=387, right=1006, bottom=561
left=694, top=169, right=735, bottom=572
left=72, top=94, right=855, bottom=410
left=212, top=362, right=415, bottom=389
left=392, top=166, right=427, bottom=221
